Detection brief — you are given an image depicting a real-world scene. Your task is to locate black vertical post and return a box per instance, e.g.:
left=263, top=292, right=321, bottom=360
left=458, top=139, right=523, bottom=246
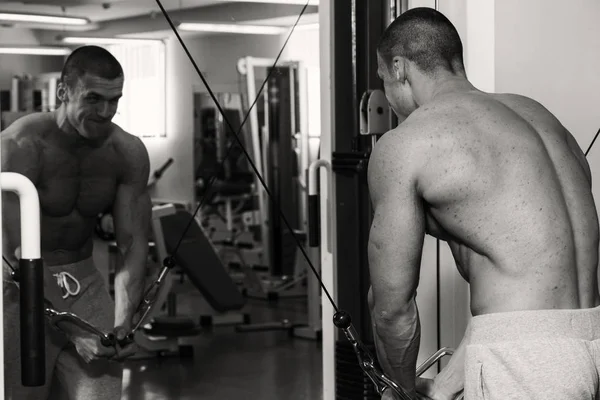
left=331, top=0, right=390, bottom=398
left=267, top=66, right=299, bottom=277
left=20, top=258, right=45, bottom=386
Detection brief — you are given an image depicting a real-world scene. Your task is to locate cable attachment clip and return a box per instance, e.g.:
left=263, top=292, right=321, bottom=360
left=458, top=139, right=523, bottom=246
left=119, top=255, right=177, bottom=346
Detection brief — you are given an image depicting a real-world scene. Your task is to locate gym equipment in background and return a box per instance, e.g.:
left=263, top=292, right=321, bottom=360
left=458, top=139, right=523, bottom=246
left=125, top=203, right=250, bottom=358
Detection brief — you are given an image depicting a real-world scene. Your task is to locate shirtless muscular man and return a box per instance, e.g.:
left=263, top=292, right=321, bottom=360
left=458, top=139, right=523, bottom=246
left=367, top=8, right=600, bottom=400
left=2, top=45, right=151, bottom=399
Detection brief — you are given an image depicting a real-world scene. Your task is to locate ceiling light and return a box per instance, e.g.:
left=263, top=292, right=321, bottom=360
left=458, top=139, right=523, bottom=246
left=0, top=46, right=71, bottom=56
left=60, top=36, right=163, bottom=45
left=178, top=22, right=287, bottom=35
left=0, top=12, right=89, bottom=26
left=224, top=0, right=318, bottom=4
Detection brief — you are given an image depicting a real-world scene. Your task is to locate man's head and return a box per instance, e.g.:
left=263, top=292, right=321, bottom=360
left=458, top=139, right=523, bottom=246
left=57, top=45, right=124, bottom=141
left=377, top=8, right=466, bottom=119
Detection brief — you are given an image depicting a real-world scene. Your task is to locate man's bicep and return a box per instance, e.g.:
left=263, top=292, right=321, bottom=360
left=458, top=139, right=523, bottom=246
left=112, top=138, right=151, bottom=248
left=112, top=184, right=151, bottom=251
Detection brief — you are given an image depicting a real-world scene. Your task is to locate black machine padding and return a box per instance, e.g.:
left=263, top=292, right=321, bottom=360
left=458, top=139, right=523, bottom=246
left=160, top=210, right=246, bottom=312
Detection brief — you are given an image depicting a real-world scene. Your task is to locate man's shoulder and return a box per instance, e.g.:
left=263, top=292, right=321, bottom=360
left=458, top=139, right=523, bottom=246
left=0, top=113, right=53, bottom=176
left=2, top=112, right=52, bottom=143
left=109, top=126, right=149, bottom=181
left=370, top=109, right=458, bottom=181
left=369, top=124, right=426, bottom=180
left=1, top=112, right=53, bottom=156
left=376, top=116, right=437, bottom=157
left=110, top=125, right=148, bottom=158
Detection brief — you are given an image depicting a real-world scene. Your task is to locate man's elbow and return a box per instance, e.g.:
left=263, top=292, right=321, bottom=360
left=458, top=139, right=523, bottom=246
left=372, top=307, right=408, bottom=330
left=116, top=234, right=134, bottom=257
left=369, top=293, right=417, bottom=332
left=129, top=235, right=149, bottom=254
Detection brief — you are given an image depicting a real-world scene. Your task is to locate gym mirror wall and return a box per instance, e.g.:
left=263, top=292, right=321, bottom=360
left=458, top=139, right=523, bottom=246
left=0, top=1, right=322, bottom=399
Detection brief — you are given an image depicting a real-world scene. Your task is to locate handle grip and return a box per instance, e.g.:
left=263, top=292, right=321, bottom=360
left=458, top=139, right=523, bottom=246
left=117, top=332, right=135, bottom=347
left=19, top=258, right=45, bottom=386
left=308, top=194, right=320, bottom=247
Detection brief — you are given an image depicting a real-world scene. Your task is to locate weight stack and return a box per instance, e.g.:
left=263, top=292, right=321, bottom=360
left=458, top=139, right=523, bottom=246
left=336, top=340, right=378, bottom=399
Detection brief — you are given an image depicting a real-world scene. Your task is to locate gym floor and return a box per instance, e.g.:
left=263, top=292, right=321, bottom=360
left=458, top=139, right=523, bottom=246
left=94, top=241, right=323, bottom=400
left=121, top=298, right=323, bottom=400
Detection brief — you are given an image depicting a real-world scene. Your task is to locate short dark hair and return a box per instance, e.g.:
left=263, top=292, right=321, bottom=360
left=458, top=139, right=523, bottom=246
left=61, top=45, right=124, bottom=88
left=377, top=8, right=465, bottom=75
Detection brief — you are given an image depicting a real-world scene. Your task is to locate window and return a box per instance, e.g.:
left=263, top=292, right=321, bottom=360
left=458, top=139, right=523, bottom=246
left=103, top=41, right=166, bottom=138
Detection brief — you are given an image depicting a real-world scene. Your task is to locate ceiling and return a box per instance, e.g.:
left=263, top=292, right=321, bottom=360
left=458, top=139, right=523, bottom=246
left=0, top=1, right=222, bottom=22
left=0, top=1, right=318, bottom=39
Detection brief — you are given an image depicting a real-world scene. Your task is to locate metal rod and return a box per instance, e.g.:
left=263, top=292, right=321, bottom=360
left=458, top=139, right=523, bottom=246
left=416, top=347, right=455, bottom=377
left=45, top=308, right=114, bottom=345
left=1, top=173, right=40, bottom=259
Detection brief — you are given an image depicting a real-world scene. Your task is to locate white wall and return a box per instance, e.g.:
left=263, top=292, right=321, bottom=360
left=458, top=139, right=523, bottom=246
left=464, top=0, right=495, bottom=92
left=143, top=34, right=195, bottom=207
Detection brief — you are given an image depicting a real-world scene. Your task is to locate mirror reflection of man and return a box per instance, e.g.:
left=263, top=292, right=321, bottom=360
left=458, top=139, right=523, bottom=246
left=2, top=45, right=151, bottom=399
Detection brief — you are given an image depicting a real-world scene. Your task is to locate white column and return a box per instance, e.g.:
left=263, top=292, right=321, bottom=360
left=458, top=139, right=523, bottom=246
left=319, top=0, right=336, bottom=398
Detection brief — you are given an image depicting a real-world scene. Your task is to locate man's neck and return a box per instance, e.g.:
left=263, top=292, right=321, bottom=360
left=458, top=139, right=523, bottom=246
left=53, top=106, right=80, bottom=146
left=418, top=74, right=477, bottom=106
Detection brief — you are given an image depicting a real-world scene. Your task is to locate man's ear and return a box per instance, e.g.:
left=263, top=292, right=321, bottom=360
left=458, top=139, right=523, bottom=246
left=392, top=56, right=407, bottom=82
left=56, top=82, right=68, bottom=103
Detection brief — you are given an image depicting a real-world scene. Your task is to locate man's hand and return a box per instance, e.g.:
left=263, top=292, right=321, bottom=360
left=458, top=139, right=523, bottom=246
left=111, top=326, right=139, bottom=361
left=71, top=334, right=116, bottom=363
left=55, top=319, right=116, bottom=363
left=415, top=377, right=458, bottom=400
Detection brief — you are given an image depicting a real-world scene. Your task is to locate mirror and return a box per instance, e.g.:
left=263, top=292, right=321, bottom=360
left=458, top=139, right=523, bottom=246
left=0, top=0, right=323, bottom=398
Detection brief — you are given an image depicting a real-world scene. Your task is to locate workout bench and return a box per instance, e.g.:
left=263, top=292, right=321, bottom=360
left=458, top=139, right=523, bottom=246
left=153, top=203, right=249, bottom=326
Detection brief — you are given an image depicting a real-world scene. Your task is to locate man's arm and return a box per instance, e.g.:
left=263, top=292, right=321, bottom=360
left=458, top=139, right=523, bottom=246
left=367, top=129, right=425, bottom=394
left=112, top=135, right=151, bottom=330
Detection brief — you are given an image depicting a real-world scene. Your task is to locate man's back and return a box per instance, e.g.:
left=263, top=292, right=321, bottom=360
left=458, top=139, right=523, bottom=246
left=371, top=9, right=600, bottom=398
left=406, top=90, right=600, bottom=316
